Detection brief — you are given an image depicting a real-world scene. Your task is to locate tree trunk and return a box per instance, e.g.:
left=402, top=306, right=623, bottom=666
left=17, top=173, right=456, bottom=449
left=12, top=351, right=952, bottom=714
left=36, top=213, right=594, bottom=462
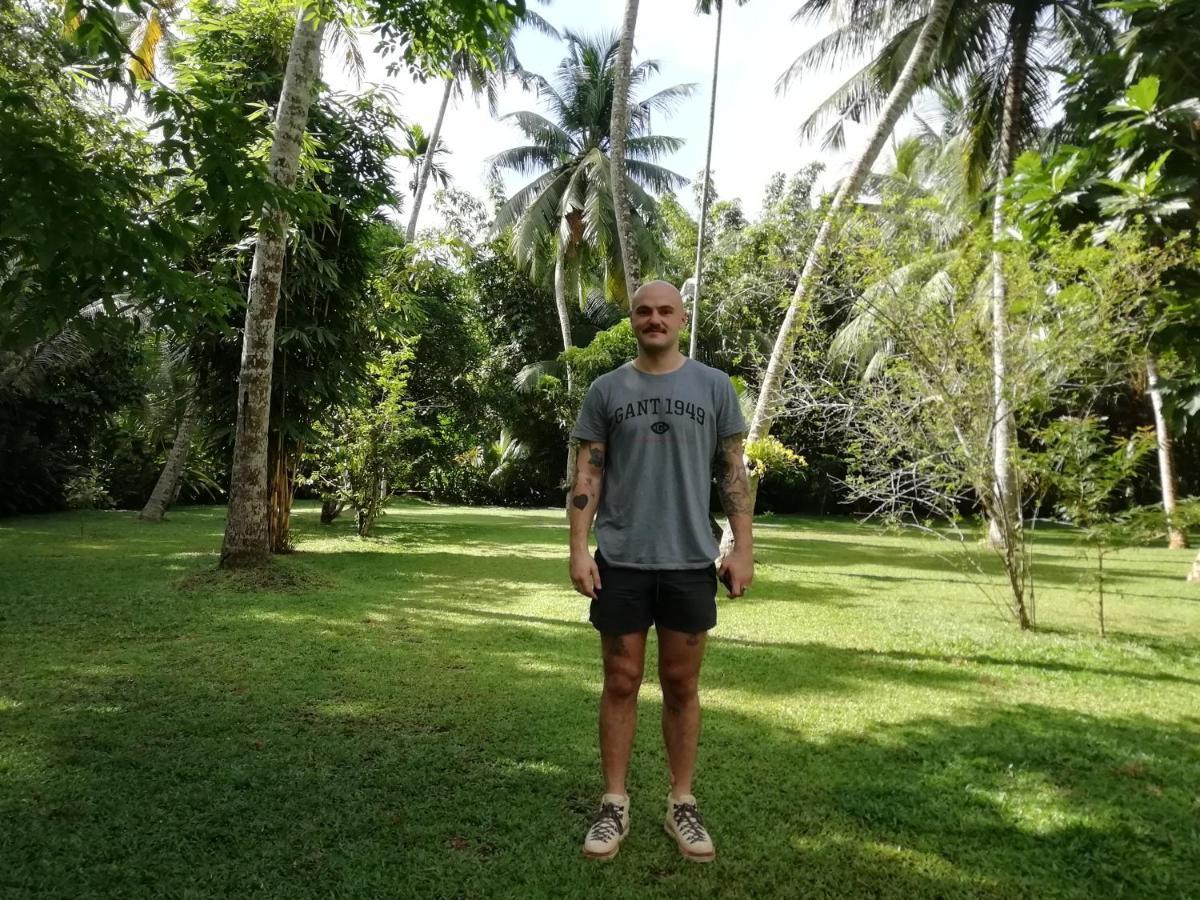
left=320, top=498, right=345, bottom=524
left=139, top=393, right=199, bottom=523
left=220, top=7, right=326, bottom=568
left=689, top=1, right=723, bottom=359
left=406, top=78, right=453, bottom=242
left=983, top=19, right=1033, bottom=628
left=555, top=245, right=577, bottom=488
left=732, top=0, right=953, bottom=529
left=554, top=245, right=574, bottom=394
left=1189, top=551, right=1200, bottom=583
left=610, top=0, right=640, bottom=302
left=985, top=20, right=1030, bottom=556
left=1147, top=354, right=1189, bottom=549
left=266, top=435, right=295, bottom=554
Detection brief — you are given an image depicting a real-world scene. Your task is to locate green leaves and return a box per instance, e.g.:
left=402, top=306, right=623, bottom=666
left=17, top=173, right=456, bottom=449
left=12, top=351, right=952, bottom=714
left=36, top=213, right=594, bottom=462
left=369, top=0, right=526, bottom=81
left=490, top=31, right=688, bottom=302
left=1112, top=74, right=1159, bottom=114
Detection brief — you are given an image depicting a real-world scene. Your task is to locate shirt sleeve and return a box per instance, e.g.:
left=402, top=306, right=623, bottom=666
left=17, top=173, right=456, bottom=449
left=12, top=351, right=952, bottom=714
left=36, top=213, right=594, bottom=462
left=570, top=379, right=608, bottom=442
left=716, top=374, right=747, bottom=439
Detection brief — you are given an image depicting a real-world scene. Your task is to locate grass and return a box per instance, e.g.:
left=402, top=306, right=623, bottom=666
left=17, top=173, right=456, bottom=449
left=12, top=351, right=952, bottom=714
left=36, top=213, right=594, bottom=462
left=1, top=500, right=1198, bottom=899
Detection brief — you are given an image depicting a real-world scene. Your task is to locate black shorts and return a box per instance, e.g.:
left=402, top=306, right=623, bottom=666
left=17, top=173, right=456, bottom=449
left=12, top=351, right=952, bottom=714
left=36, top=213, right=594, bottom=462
left=589, top=550, right=718, bottom=635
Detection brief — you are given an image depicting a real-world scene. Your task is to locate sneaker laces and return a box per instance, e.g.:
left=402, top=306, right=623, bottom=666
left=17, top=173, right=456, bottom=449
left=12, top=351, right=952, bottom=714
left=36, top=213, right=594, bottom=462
left=671, top=802, right=708, bottom=844
left=588, top=802, right=625, bottom=842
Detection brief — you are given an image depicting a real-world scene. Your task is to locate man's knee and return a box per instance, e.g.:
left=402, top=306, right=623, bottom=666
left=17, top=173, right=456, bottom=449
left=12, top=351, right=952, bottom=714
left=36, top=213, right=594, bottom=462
left=659, top=659, right=699, bottom=702
left=603, top=656, right=644, bottom=699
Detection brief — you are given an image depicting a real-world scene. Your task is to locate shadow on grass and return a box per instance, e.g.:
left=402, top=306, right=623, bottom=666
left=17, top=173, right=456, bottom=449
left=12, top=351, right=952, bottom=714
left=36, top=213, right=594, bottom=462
left=2, top=561, right=1200, bottom=897
left=3, top=587, right=1198, bottom=899
left=756, top=532, right=1191, bottom=604
left=3, top=506, right=1198, bottom=898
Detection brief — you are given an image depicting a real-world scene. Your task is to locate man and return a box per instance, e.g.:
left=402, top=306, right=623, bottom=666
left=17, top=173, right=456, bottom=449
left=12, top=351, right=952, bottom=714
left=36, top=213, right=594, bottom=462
left=567, top=280, right=754, bottom=863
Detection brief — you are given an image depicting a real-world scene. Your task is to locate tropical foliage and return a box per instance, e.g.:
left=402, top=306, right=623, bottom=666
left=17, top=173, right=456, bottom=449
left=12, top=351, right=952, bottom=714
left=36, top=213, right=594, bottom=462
left=2, top=0, right=1197, bottom=591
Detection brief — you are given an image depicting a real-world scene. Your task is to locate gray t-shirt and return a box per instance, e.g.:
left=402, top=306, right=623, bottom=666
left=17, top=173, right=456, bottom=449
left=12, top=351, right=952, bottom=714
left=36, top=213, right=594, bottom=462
left=571, top=358, right=747, bottom=570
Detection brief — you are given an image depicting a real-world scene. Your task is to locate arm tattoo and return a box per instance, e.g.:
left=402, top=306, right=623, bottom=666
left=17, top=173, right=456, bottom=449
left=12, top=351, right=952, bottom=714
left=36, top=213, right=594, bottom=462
left=717, top=433, right=753, bottom=516
left=567, top=441, right=603, bottom=514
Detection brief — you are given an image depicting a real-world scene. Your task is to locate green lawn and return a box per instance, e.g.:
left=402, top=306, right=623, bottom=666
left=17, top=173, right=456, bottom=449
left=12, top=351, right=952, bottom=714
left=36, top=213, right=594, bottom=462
left=1, top=502, right=1198, bottom=899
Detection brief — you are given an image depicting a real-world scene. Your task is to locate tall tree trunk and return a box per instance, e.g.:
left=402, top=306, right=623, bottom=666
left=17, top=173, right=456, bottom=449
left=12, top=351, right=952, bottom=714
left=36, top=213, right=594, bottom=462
left=556, top=244, right=578, bottom=487
left=731, top=0, right=953, bottom=539
left=981, top=18, right=1033, bottom=628
left=406, top=78, right=453, bottom=242
left=221, top=6, right=326, bottom=568
left=1146, top=354, right=1189, bottom=549
left=139, top=393, right=199, bottom=523
left=689, top=1, right=723, bottom=359
left=610, top=0, right=640, bottom=302
left=985, top=20, right=1030, bottom=558
left=554, top=245, right=574, bottom=394
left=1189, top=550, right=1200, bottom=583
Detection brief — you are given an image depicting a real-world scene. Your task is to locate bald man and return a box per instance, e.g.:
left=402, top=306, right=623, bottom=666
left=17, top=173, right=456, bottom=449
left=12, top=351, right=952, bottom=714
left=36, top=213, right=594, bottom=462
left=567, top=280, right=754, bottom=862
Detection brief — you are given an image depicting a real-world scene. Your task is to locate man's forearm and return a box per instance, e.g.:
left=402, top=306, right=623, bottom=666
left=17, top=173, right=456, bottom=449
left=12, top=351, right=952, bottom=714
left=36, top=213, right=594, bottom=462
left=568, top=441, right=605, bottom=553
left=725, top=511, right=753, bottom=550
left=568, top=481, right=600, bottom=553
left=718, top=434, right=754, bottom=551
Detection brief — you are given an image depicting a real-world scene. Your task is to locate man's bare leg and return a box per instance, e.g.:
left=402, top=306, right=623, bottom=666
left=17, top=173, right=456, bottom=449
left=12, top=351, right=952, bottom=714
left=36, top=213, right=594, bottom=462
left=657, top=628, right=707, bottom=798
left=600, top=630, right=647, bottom=796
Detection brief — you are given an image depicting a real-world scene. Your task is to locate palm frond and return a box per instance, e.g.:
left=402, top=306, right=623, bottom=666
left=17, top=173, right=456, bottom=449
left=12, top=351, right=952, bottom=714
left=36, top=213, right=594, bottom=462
left=623, top=158, right=688, bottom=193
left=128, top=9, right=164, bottom=80
left=510, top=170, right=572, bottom=267
left=518, top=9, right=560, bottom=39
left=777, top=14, right=889, bottom=93
left=625, top=134, right=685, bottom=161
left=497, top=110, right=574, bottom=155
left=631, top=83, right=697, bottom=132
left=487, top=144, right=558, bottom=178
left=494, top=168, right=561, bottom=234
left=513, top=360, right=560, bottom=393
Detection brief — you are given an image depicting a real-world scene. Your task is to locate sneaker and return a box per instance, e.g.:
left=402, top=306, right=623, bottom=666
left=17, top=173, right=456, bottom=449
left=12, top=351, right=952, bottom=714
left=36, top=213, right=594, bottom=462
left=664, top=793, right=715, bottom=862
left=582, top=793, right=630, bottom=860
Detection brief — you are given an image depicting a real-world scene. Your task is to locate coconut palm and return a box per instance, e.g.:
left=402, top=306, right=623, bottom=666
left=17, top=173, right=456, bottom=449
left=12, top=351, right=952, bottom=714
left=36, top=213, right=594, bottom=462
left=688, top=0, right=751, bottom=358
left=610, top=0, right=641, bottom=301
left=405, top=11, right=558, bottom=241
left=784, top=0, right=1113, bottom=553
left=489, top=30, right=693, bottom=392
left=831, top=105, right=980, bottom=384
left=734, top=0, right=955, bottom=490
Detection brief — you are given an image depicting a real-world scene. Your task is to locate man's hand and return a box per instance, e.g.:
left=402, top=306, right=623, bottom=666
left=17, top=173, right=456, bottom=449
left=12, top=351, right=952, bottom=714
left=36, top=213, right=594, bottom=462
left=717, top=546, right=753, bottom=598
left=570, top=549, right=602, bottom=600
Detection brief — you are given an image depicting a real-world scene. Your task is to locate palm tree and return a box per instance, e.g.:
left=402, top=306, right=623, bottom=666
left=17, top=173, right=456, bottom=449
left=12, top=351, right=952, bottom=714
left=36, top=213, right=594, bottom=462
left=688, top=0, right=751, bottom=358
left=63, top=0, right=182, bottom=110
left=137, top=338, right=204, bottom=523
left=611, top=0, right=641, bottom=301
left=489, top=30, right=693, bottom=393
left=221, top=4, right=326, bottom=567
left=830, top=123, right=978, bottom=382
left=786, top=0, right=1112, bottom=553
left=400, top=123, right=451, bottom=196
left=405, top=11, right=558, bottom=241
left=734, top=0, right=954, bottom=519
left=139, top=392, right=201, bottom=522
